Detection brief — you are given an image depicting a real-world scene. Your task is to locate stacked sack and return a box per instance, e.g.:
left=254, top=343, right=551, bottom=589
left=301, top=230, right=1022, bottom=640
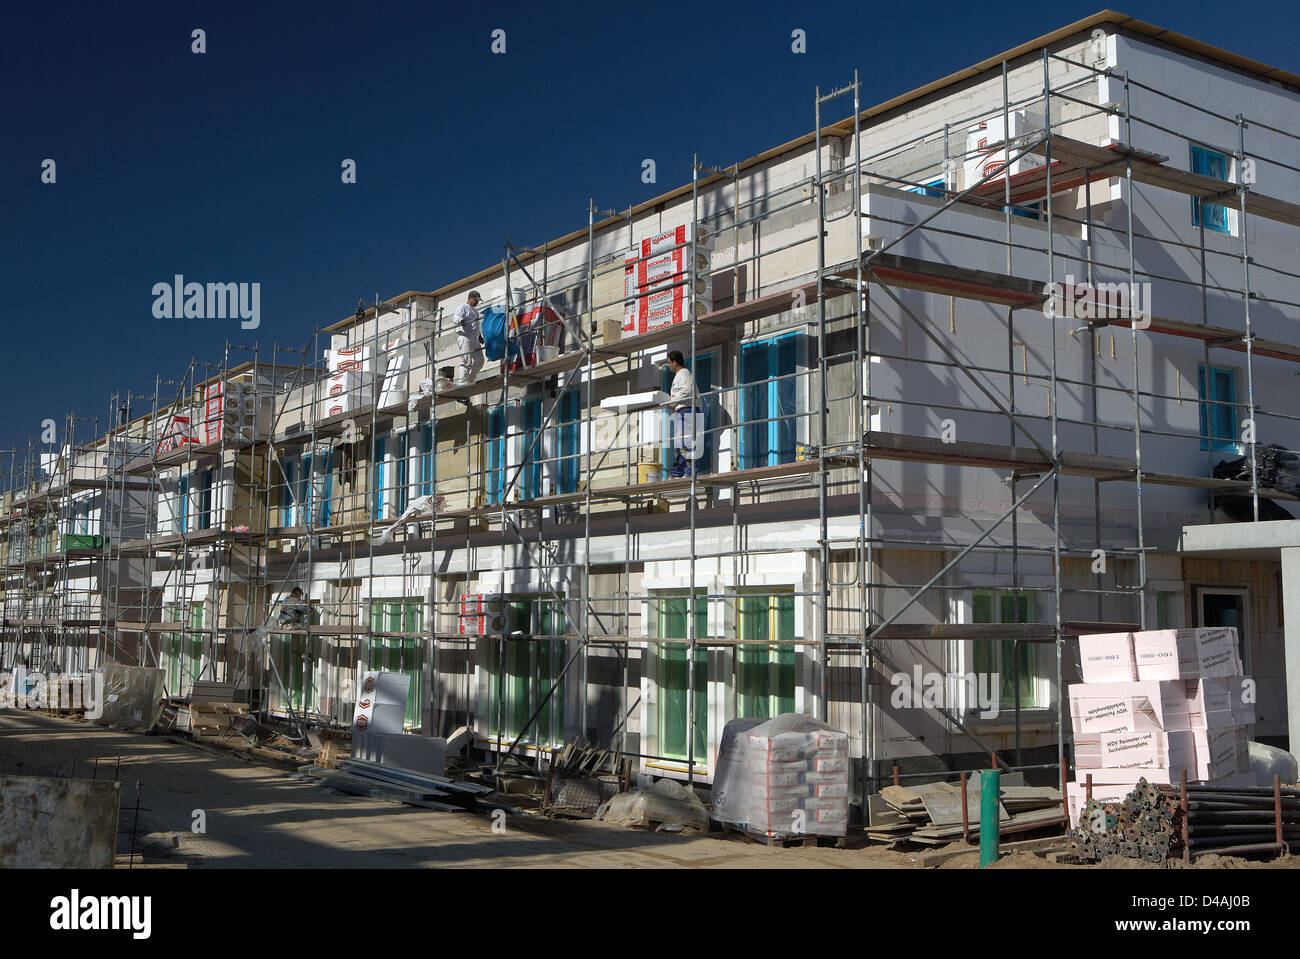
left=711, top=713, right=850, bottom=839
left=1066, top=628, right=1253, bottom=827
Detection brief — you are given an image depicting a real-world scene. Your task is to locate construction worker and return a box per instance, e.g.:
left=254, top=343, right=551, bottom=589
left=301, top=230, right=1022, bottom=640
left=663, top=350, right=703, bottom=477
left=278, top=586, right=308, bottom=627
left=454, top=290, right=485, bottom=386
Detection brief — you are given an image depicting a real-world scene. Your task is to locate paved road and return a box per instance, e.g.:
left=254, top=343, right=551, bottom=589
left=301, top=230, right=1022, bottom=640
left=0, top=712, right=906, bottom=868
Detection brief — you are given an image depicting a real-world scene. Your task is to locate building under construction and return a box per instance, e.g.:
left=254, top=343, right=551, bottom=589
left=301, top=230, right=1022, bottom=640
left=4, top=11, right=1300, bottom=809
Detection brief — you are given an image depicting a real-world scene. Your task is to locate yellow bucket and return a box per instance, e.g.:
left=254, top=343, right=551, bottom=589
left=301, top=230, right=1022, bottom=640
left=639, top=463, right=663, bottom=484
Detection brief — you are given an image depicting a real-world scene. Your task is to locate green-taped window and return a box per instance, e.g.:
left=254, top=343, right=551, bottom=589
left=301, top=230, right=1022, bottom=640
left=655, top=594, right=708, bottom=764
left=481, top=598, right=567, bottom=747
left=736, top=592, right=796, bottom=719
left=971, top=590, right=1037, bottom=710
left=367, top=599, right=426, bottom=728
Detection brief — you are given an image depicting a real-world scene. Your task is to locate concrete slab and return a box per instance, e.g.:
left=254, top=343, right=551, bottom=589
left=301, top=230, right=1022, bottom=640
left=0, top=775, right=120, bottom=868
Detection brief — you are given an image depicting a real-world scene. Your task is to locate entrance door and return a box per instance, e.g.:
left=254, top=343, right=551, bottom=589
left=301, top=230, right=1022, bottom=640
left=1196, top=587, right=1250, bottom=673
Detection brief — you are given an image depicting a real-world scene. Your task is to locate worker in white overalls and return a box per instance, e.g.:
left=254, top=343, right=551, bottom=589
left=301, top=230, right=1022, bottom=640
left=454, top=290, right=484, bottom=386
left=663, top=350, right=703, bottom=477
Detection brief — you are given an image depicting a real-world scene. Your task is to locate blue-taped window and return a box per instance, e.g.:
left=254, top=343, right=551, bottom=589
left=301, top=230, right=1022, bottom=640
left=178, top=475, right=189, bottom=533
left=198, top=468, right=214, bottom=530
left=419, top=423, right=435, bottom=496
left=76, top=497, right=92, bottom=535
left=908, top=176, right=946, bottom=198
left=558, top=390, right=581, bottom=494
left=1012, top=200, right=1042, bottom=221
left=318, top=450, right=333, bottom=526
left=1198, top=365, right=1238, bottom=452
left=298, top=455, right=312, bottom=528
left=372, top=435, right=387, bottom=519
left=740, top=334, right=799, bottom=469
left=522, top=398, right=542, bottom=500
left=395, top=432, right=409, bottom=514
left=280, top=459, right=296, bottom=527
left=298, top=451, right=333, bottom=528
left=660, top=352, right=716, bottom=473
left=487, top=406, right=506, bottom=506
left=1191, top=145, right=1231, bottom=235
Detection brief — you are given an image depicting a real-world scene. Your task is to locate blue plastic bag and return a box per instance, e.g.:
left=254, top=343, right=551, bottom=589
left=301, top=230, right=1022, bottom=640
left=481, top=305, right=508, bottom=361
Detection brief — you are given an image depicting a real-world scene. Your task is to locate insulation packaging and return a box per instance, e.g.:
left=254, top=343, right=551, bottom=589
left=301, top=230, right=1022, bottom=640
left=711, top=714, right=851, bottom=838
left=156, top=412, right=199, bottom=455
left=459, top=593, right=506, bottom=616
left=202, top=378, right=269, bottom=444
left=1069, top=627, right=1252, bottom=804
left=458, top=594, right=510, bottom=635
left=320, top=346, right=377, bottom=420
left=963, top=110, right=1045, bottom=189
left=351, top=670, right=409, bottom=736
left=457, top=612, right=509, bottom=637
left=321, top=370, right=374, bottom=419
left=1077, top=631, right=1138, bottom=684
left=1133, top=627, right=1243, bottom=680
left=623, top=223, right=713, bottom=335
left=1082, top=727, right=1249, bottom=784
left=505, top=304, right=566, bottom=372
left=1069, top=680, right=1194, bottom=734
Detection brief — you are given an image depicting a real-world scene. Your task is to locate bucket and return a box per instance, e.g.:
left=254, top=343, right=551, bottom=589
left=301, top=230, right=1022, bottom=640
left=639, top=463, right=663, bottom=484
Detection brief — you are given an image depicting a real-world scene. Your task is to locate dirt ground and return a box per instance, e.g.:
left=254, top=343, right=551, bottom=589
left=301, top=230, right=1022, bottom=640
left=2, top=711, right=1295, bottom=869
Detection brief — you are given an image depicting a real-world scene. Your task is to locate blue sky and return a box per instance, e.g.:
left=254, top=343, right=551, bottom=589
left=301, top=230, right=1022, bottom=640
left=2, top=0, right=1296, bottom=466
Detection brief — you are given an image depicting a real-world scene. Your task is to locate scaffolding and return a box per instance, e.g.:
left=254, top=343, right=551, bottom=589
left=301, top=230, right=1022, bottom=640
left=4, top=27, right=1300, bottom=810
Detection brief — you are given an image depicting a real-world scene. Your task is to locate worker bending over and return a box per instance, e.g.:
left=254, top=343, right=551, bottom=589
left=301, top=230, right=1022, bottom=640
left=454, top=290, right=485, bottom=386
left=663, top=350, right=704, bottom=477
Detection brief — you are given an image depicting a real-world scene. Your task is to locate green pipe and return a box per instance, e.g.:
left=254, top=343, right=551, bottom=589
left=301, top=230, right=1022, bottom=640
left=980, top=769, right=1000, bottom=867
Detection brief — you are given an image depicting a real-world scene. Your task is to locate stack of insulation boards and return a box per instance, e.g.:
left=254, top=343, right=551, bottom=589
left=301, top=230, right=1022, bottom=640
left=865, top=774, right=1065, bottom=845
left=1067, top=628, right=1253, bottom=827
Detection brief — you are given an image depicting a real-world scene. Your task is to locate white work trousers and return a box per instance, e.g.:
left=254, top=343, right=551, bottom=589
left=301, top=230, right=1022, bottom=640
left=457, top=334, right=484, bottom=384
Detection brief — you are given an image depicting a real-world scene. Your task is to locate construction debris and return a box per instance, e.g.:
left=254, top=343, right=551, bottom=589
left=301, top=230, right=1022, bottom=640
left=295, top=757, right=501, bottom=814
left=542, top=740, right=629, bottom=818
left=866, top=774, right=1064, bottom=845
left=596, top=778, right=709, bottom=831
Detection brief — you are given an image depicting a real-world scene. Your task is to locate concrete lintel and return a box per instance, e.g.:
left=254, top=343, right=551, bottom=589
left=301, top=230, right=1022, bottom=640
left=1179, top=519, right=1300, bottom=560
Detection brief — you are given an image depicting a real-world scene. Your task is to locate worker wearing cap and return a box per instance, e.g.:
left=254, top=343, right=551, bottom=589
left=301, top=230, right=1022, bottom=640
left=454, top=291, right=485, bottom=386
left=663, top=350, right=703, bottom=477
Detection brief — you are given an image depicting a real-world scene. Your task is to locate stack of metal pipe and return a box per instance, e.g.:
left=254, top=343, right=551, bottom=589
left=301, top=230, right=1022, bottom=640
left=1069, top=775, right=1297, bottom=862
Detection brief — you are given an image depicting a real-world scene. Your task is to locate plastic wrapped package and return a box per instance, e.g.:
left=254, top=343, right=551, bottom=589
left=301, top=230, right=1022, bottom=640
left=711, top=713, right=851, bottom=838
left=596, top=778, right=709, bottom=830
left=94, top=665, right=166, bottom=731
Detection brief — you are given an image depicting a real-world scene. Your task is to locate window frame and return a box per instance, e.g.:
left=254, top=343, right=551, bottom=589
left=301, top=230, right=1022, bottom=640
left=1190, top=143, right=1233, bottom=236
left=734, top=590, right=797, bottom=720
left=968, top=589, right=1044, bottom=713
left=1197, top=363, right=1239, bottom=453
left=649, top=590, right=709, bottom=766
left=738, top=333, right=802, bottom=470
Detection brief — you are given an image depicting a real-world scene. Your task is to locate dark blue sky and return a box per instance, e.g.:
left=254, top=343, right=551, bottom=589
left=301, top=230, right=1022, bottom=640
left=2, top=1, right=1295, bottom=467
